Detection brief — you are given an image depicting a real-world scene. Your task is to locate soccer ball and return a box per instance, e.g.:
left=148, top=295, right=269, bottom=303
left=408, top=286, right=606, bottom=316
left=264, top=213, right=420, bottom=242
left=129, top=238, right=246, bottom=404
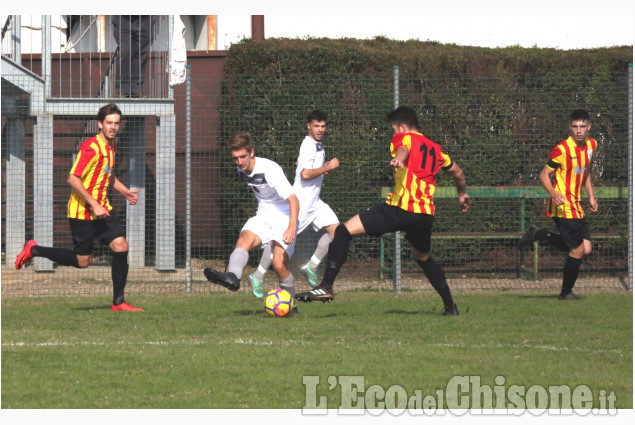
left=264, top=288, right=295, bottom=317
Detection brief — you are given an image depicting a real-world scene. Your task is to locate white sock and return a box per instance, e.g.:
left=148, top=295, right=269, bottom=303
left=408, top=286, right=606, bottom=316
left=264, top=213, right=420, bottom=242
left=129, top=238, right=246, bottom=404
left=254, top=243, right=273, bottom=281
left=227, top=248, right=249, bottom=280
left=309, top=233, right=334, bottom=269
left=309, top=255, right=321, bottom=270
left=279, top=274, right=295, bottom=298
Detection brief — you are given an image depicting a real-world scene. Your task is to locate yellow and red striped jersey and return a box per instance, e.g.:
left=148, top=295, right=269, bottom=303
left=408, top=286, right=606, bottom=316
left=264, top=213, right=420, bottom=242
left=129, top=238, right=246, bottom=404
left=67, top=134, right=115, bottom=220
left=546, top=136, right=597, bottom=219
left=385, top=132, right=453, bottom=215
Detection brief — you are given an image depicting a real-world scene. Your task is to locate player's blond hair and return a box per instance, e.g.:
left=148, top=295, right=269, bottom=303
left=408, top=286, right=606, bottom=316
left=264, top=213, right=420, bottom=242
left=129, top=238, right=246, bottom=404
left=227, top=132, right=254, bottom=152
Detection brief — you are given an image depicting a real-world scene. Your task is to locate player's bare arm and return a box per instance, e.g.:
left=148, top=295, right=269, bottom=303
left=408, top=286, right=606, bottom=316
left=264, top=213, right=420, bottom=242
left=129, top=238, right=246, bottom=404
left=300, top=158, right=340, bottom=180
left=67, top=174, right=109, bottom=218
left=445, top=163, right=471, bottom=212
left=390, top=145, right=410, bottom=169
left=585, top=174, right=598, bottom=212
left=112, top=176, right=140, bottom=205
left=283, top=193, right=299, bottom=244
left=539, top=165, right=566, bottom=206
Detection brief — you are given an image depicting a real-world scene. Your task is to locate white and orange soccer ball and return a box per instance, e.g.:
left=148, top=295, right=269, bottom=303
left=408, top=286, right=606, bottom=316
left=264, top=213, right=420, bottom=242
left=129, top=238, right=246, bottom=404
left=264, top=288, right=294, bottom=317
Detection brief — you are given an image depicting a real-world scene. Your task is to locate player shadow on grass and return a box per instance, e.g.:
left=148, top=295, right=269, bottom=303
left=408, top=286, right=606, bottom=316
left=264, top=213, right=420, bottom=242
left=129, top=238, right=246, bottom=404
left=385, top=308, right=450, bottom=316
left=235, top=309, right=267, bottom=316
left=517, top=294, right=580, bottom=300
left=73, top=305, right=115, bottom=311
left=234, top=309, right=339, bottom=318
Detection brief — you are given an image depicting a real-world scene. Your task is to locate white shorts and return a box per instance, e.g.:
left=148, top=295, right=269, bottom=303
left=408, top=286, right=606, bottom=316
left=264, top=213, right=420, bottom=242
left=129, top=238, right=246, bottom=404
left=242, top=210, right=297, bottom=258
left=298, top=199, right=339, bottom=234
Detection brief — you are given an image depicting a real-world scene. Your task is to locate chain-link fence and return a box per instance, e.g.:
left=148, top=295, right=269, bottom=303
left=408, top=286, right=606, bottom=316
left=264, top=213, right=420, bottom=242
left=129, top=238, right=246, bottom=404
left=217, top=68, right=632, bottom=292
left=2, top=20, right=632, bottom=297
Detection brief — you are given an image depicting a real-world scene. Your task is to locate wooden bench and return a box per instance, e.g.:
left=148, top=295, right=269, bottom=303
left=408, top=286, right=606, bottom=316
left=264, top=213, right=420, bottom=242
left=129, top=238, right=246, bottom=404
left=379, top=186, right=628, bottom=286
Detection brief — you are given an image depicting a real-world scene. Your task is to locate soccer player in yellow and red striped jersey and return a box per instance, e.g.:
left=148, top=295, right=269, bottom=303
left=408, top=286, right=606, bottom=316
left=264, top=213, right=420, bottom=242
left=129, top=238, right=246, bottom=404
left=521, top=109, right=598, bottom=300
left=15, top=103, right=143, bottom=311
left=67, top=132, right=116, bottom=220
left=296, top=106, right=471, bottom=315
left=386, top=130, right=453, bottom=215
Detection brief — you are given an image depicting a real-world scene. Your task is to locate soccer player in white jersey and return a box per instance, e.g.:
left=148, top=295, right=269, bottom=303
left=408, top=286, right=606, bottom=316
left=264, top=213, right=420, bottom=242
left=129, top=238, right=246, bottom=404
left=247, top=110, right=340, bottom=297
left=204, top=133, right=300, bottom=303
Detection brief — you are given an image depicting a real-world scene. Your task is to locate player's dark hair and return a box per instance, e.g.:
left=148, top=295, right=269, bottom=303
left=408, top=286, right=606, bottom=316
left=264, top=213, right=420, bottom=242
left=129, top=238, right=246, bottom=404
left=307, top=109, right=327, bottom=124
left=97, top=103, right=122, bottom=122
left=386, top=106, right=419, bottom=130
left=570, top=109, right=590, bottom=122
left=227, top=132, right=255, bottom=152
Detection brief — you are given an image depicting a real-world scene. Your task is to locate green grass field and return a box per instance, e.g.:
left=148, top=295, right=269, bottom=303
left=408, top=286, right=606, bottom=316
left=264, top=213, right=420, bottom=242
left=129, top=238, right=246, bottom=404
left=1, top=290, right=632, bottom=410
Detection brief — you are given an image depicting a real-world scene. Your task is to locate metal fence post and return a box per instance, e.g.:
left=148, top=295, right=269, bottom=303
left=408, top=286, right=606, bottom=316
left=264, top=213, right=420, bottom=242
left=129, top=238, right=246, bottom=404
left=41, top=16, right=51, bottom=98
left=185, top=64, right=192, bottom=293
left=168, top=15, right=174, bottom=101
left=628, top=63, right=633, bottom=290
left=393, top=65, right=401, bottom=293
left=11, top=15, right=21, bottom=65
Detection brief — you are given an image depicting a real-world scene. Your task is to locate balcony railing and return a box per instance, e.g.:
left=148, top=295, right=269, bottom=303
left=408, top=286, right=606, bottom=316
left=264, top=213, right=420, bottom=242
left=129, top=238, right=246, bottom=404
left=1, top=15, right=171, bottom=99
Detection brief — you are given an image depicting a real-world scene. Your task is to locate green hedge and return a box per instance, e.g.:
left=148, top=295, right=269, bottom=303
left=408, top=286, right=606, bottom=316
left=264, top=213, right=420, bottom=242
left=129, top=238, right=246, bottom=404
left=217, top=38, right=631, bottom=262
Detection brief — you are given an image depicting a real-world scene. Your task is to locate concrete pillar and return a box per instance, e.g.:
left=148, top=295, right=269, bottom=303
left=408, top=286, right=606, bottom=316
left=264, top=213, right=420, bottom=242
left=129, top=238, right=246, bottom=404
left=33, top=114, right=54, bottom=271
left=4, top=114, right=26, bottom=265
left=155, top=114, right=175, bottom=270
left=126, top=118, right=146, bottom=267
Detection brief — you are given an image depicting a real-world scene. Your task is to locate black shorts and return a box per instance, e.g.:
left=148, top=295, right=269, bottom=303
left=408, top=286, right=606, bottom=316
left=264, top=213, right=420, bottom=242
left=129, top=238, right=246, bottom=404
left=68, top=212, right=125, bottom=255
left=359, top=203, right=434, bottom=254
left=552, top=216, right=591, bottom=250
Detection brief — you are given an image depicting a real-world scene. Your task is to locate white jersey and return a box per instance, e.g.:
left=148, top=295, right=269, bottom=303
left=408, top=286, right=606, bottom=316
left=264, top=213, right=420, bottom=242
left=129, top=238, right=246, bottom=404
left=293, top=135, right=326, bottom=213
left=238, top=157, right=295, bottom=215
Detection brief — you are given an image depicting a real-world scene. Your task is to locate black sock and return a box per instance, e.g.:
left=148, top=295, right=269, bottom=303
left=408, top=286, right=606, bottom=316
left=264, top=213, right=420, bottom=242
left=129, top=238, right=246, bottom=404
left=417, top=257, right=454, bottom=307
left=561, top=256, right=582, bottom=297
left=112, top=251, right=129, bottom=306
left=319, top=224, right=352, bottom=290
left=535, top=229, right=568, bottom=252
left=31, top=245, right=80, bottom=268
